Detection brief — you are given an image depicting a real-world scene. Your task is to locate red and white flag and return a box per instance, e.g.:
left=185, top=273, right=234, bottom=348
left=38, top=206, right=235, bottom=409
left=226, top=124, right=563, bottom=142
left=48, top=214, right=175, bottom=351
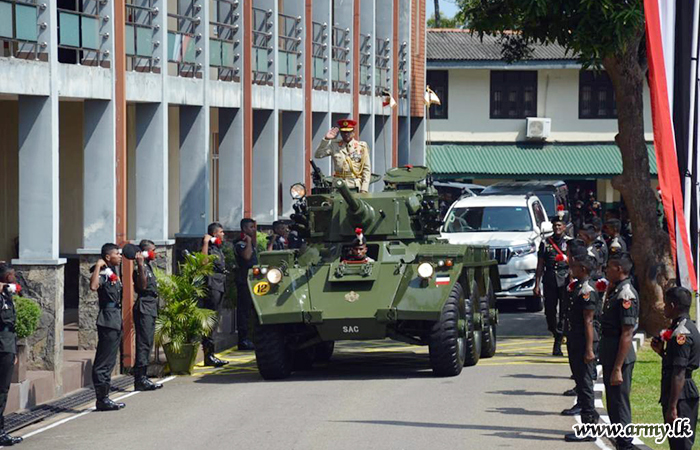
left=644, top=0, right=699, bottom=291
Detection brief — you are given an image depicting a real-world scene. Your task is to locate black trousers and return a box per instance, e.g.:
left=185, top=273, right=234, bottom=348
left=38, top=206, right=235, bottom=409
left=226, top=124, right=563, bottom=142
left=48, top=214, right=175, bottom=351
left=134, top=309, right=156, bottom=370
left=236, top=282, right=252, bottom=342
left=567, top=338, right=597, bottom=419
left=0, top=352, right=14, bottom=431
left=543, top=281, right=567, bottom=337
left=201, top=289, right=223, bottom=351
left=92, top=326, right=121, bottom=390
left=603, top=361, right=634, bottom=446
left=663, top=397, right=698, bottom=450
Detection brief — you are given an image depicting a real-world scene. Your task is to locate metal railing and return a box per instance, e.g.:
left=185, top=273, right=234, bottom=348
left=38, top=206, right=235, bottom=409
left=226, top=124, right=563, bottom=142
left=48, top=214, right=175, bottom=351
left=167, top=2, right=201, bottom=78
left=57, top=0, right=107, bottom=66
left=375, top=37, right=390, bottom=96
left=359, top=33, right=372, bottom=94
left=331, top=26, right=350, bottom=93
left=278, top=12, right=301, bottom=88
left=210, top=0, right=240, bottom=81
left=311, top=20, right=327, bottom=90
left=0, top=0, right=41, bottom=60
left=251, top=6, right=272, bottom=85
left=125, top=1, right=156, bottom=72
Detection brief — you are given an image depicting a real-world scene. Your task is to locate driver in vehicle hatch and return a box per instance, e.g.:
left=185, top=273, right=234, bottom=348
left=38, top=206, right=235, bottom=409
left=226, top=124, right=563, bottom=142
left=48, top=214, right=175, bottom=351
left=343, top=228, right=374, bottom=263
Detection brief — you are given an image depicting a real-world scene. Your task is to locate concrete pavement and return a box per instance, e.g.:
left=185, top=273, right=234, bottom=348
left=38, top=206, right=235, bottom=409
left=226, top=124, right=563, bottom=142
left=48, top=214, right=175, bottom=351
left=14, top=304, right=596, bottom=450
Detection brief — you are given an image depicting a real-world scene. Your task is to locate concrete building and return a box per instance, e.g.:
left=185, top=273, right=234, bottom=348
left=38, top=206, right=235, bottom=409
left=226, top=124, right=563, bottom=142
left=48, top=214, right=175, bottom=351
left=0, top=0, right=427, bottom=406
left=425, top=29, right=658, bottom=207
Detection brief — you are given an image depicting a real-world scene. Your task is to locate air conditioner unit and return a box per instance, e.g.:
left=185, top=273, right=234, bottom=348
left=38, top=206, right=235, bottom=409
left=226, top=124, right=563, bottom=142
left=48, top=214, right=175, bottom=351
left=526, top=117, right=552, bottom=140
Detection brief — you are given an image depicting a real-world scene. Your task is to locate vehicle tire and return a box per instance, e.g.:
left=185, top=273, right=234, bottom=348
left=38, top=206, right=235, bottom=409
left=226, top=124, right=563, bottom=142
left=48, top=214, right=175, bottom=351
left=254, top=323, right=293, bottom=380
left=480, top=281, right=497, bottom=359
left=525, top=296, right=544, bottom=312
left=429, top=282, right=467, bottom=377
left=293, top=346, right=316, bottom=371
left=464, top=286, right=482, bottom=367
left=315, top=341, right=335, bottom=363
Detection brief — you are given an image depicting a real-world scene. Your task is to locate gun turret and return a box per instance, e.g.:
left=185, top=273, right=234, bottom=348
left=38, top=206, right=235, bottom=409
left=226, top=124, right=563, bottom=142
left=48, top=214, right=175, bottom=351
left=334, top=179, right=376, bottom=228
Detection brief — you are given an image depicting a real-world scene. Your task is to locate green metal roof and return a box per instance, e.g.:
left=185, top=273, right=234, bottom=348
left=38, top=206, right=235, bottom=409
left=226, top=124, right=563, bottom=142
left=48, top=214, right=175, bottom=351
left=427, top=143, right=657, bottom=180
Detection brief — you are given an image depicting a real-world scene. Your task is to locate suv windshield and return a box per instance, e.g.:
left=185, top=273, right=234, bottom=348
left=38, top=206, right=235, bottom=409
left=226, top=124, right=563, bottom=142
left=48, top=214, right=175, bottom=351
left=443, top=206, right=533, bottom=233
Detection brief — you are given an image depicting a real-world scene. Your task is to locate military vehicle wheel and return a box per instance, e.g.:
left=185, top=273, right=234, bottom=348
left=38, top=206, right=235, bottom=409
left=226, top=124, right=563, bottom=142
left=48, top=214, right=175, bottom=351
left=254, top=324, right=293, bottom=380
left=429, top=282, right=467, bottom=377
left=525, top=296, right=544, bottom=312
left=463, top=286, right=482, bottom=367
left=315, top=341, right=335, bottom=363
left=480, top=282, right=497, bottom=358
left=293, top=347, right=316, bottom=371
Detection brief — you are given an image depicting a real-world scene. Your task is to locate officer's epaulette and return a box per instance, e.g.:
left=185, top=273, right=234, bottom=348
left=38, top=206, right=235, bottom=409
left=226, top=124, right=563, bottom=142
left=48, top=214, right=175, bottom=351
left=593, top=240, right=604, bottom=248
left=618, top=283, right=636, bottom=301
left=580, top=283, right=594, bottom=296
left=672, top=318, right=691, bottom=337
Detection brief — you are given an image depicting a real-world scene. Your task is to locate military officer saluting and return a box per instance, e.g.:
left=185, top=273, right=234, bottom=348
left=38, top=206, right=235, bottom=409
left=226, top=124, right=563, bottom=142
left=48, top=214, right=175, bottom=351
left=0, top=264, right=23, bottom=446
left=315, top=119, right=372, bottom=193
left=651, top=286, right=700, bottom=450
left=600, top=252, right=638, bottom=450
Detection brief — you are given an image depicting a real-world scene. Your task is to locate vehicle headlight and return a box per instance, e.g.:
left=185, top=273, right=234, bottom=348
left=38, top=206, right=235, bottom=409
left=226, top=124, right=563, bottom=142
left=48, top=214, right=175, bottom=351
left=511, top=242, right=537, bottom=257
left=290, top=183, right=306, bottom=200
left=417, top=262, right=434, bottom=279
left=266, top=268, right=283, bottom=285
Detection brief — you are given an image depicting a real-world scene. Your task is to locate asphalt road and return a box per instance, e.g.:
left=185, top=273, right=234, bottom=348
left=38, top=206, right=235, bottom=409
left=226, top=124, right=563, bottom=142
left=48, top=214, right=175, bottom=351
left=15, top=302, right=597, bottom=450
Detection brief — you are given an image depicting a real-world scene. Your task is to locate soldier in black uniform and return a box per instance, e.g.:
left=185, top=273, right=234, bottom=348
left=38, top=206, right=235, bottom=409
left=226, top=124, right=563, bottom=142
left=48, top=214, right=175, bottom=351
left=591, top=217, right=609, bottom=266
left=0, top=264, right=23, bottom=446
left=132, top=240, right=163, bottom=391
left=534, top=217, right=572, bottom=356
left=563, top=256, right=600, bottom=441
left=651, top=286, right=700, bottom=450
left=90, top=243, right=126, bottom=411
left=578, top=225, right=605, bottom=280
left=600, top=252, right=638, bottom=450
left=201, top=222, right=229, bottom=367
left=267, top=221, right=289, bottom=251
left=603, top=219, right=628, bottom=258
left=234, top=218, right=258, bottom=351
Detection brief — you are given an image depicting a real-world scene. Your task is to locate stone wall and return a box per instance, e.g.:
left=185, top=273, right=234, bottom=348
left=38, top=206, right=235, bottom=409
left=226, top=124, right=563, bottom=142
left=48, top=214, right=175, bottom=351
left=15, top=263, right=64, bottom=394
left=78, top=253, right=100, bottom=350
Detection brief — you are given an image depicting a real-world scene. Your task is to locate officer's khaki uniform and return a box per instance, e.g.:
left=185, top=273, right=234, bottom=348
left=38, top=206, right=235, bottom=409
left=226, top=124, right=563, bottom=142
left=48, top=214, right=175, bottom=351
left=314, top=138, right=371, bottom=192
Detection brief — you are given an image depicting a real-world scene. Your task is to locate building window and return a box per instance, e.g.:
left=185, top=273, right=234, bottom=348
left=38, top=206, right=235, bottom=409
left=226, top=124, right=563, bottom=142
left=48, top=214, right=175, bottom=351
left=579, top=71, right=617, bottom=119
left=427, top=70, right=448, bottom=119
left=490, top=71, right=537, bottom=119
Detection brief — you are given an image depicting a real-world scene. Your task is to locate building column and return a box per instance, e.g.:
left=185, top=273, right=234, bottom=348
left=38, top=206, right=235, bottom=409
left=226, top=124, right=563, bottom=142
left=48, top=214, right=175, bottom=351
left=12, top=0, right=65, bottom=395
left=252, top=109, right=277, bottom=224
left=78, top=99, right=117, bottom=350
left=218, top=108, right=244, bottom=230
left=179, top=106, right=210, bottom=236
left=280, top=111, right=304, bottom=217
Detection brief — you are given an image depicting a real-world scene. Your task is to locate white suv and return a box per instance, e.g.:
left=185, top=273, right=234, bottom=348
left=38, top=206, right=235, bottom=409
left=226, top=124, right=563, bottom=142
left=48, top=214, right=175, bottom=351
left=440, top=194, right=552, bottom=311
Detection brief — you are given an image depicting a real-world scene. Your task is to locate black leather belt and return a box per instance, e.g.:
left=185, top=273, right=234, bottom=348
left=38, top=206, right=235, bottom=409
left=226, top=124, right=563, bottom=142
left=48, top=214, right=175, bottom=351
left=101, top=302, right=121, bottom=309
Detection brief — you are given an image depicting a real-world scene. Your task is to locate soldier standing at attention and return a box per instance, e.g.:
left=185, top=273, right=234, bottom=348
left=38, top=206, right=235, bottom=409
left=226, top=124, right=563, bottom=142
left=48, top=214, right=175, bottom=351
left=201, top=222, right=229, bottom=367
left=132, top=240, right=163, bottom=391
left=234, top=218, right=258, bottom=351
left=603, top=218, right=627, bottom=258
left=90, top=243, right=126, bottom=411
left=534, top=217, right=572, bottom=356
left=315, top=119, right=371, bottom=193
left=600, top=253, right=638, bottom=450
left=562, top=256, right=600, bottom=441
left=651, top=286, right=700, bottom=450
left=0, top=264, right=23, bottom=446
left=578, top=225, right=605, bottom=280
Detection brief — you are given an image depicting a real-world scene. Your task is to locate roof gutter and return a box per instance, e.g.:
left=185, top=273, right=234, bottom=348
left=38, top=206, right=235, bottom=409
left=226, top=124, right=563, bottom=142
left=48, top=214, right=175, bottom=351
left=427, top=60, right=582, bottom=70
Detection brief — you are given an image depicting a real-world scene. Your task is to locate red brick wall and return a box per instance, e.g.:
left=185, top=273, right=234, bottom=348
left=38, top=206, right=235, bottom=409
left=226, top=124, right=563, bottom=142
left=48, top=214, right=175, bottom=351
left=410, top=0, right=426, bottom=117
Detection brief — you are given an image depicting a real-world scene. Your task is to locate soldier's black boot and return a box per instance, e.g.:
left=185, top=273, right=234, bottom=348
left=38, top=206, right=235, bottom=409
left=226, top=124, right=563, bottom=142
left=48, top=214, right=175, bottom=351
left=134, top=367, right=161, bottom=391
left=552, top=335, right=563, bottom=356
left=0, top=432, right=23, bottom=446
left=202, top=339, right=228, bottom=368
left=95, top=385, right=125, bottom=411
left=0, top=418, right=22, bottom=446
left=564, top=412, right=599, bottom=441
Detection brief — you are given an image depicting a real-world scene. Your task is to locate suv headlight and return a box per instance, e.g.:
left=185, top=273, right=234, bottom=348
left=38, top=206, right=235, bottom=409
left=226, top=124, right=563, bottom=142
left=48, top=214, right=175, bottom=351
left=511, top=242, right=537, bottom=258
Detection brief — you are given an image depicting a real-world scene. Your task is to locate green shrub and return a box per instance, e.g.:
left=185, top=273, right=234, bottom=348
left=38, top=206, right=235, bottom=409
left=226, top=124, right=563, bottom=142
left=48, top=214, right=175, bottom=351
left=14, top=297, right=41, bottom=340
left=153, top=252, right=218, bottom=353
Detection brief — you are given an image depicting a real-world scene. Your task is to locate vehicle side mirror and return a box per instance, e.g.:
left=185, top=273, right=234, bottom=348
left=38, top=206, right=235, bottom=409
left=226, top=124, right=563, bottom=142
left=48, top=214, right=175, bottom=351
left=540, top=221, right=554, bottom=237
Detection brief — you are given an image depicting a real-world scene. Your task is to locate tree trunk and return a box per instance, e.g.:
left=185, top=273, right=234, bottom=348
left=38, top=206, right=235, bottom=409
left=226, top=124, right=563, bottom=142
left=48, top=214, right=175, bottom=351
left=603, top=29, right=672, bottom=336
left=434, top=0, right=442, bottom=27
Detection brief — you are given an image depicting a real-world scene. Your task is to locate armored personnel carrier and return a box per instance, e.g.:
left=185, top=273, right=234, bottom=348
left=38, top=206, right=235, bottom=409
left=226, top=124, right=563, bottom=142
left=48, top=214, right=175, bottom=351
left=248, top=165, right=500, bottom=380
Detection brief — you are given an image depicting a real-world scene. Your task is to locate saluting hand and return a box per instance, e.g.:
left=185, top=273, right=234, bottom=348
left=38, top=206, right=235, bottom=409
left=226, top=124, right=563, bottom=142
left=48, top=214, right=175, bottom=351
left=135, top=252, right=145, bottom=265
left=650, top=337, right=664, bottom=356
left=203, top=234, right=213, bottom=244
left=95, top=259, right=107, bottom=269
left=325, top=127, right=339, bottom=140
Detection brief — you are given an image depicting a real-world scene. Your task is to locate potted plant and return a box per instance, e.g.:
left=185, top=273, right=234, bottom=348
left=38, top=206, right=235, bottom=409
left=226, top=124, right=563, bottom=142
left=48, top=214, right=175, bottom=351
left=13, top=296, right=41, bottom=383
left=154, top=252, right=218, bottom=375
